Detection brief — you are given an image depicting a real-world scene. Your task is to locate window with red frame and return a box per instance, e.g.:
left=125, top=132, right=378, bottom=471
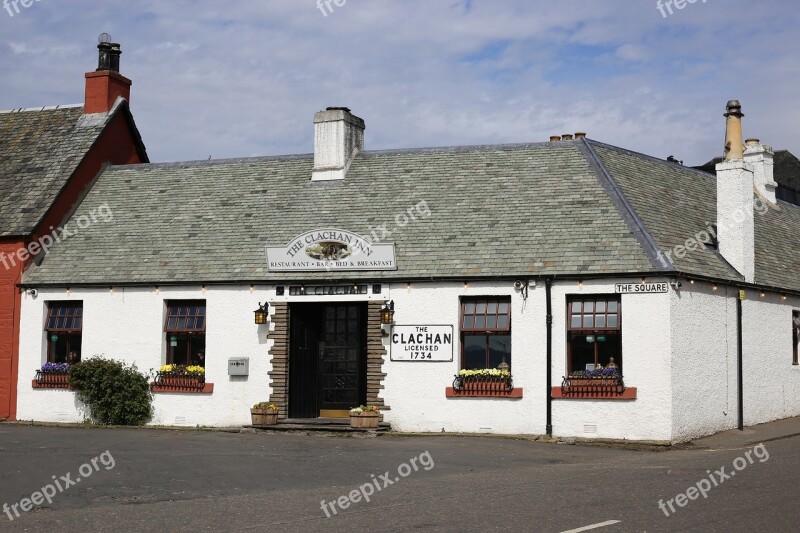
left=567, top=296, right=622, bottom=374
left=165, top=301, right=206, bottom=366
left=460, top=297, right=511, bottom=370
left=45, top=302, right=83, bottom=364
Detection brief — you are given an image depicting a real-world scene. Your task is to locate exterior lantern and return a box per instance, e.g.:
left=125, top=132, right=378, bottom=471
left=380, top=301, right=395, bottom=325
left=380, top=301, right=395, bottom=337
left=254, top=302, right=269, bottom=325
left=50, top=334, right=59, bottom=343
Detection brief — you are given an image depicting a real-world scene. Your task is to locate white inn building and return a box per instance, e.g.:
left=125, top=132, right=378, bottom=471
left=14, top=101, right=800, bottom=444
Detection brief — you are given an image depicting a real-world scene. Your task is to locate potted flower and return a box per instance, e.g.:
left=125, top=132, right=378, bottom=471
left=34, top=362, right=71, bottom=388
left=349, top=405, right=380, bottom=428
left=251, top=402, right=279, bottom=426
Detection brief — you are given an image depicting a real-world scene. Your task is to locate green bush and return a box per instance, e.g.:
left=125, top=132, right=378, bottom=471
left=68, top=358, right=153, bottom=425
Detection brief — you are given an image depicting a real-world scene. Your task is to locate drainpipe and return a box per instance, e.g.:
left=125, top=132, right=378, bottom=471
left=737, top=291, right=744, bottom=431
left=546, top=278, right=553, bottom=436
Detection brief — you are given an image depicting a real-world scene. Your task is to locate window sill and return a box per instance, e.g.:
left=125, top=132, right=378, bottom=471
left=446, top=387, right=523, bottom=399
left=150, top=383, right=214, bottom=394
left=31, top=379, right=73, bottom=390
left=551, top=386, right=637, bottom=400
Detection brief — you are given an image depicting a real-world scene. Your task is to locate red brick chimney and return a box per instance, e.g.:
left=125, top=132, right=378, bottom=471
left=84, top=36, right=131, bottom=114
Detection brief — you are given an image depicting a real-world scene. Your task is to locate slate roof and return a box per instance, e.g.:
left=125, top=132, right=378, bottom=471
left=0, top=100, right=146, bottom=237
left=593, top=141, right=800, bottom=291
left=22, top=138, right=800, bottom=293
left=22, top=142, right=659, bottom=284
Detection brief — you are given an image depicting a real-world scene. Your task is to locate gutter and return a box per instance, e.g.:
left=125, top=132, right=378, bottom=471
left=737, top=290, right=744, bottom=431
left=546, top=278, right=553, bottom=436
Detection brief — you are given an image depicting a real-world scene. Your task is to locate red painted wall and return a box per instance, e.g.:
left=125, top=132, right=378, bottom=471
left=0, top=241, right=24, bottom=420
left=0, top=109, right=144, bottom=421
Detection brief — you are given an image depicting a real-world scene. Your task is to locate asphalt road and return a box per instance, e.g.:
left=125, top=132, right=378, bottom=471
left=0, top=425, right=795, bottom=532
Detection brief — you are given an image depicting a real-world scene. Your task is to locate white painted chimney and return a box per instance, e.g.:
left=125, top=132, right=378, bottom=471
left=716, top=100, right=755, bottom=283
left=312, top=107, right=365, bottom=181
left=744, top=138, right=778, bottom=204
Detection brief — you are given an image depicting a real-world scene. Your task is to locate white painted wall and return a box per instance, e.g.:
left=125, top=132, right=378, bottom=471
left=550, top=279, right=673, bottom=442
left=671, top=283, right=800, bottom=442
left=742, top=292, right=800, bottom=425
left=17, top=286, right=277, bottom=427
left=381, top=281, right=546, bottom=435
left=671, top=283, right=739, bottom=442
left=17, top=278, right=799, bottom=441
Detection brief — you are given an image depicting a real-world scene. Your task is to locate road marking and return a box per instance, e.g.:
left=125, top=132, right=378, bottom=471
left=561, top=520, right=621, bottom=533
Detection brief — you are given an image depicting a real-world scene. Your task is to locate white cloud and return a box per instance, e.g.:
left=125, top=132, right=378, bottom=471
left=0, top=0, right=798, bottom=165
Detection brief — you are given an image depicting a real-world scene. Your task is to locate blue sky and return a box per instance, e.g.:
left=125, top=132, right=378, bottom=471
left=1, top=0, right=798, bottom=165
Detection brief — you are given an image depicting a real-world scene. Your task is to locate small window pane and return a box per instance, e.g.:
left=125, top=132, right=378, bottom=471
left=585, top=301, right=594, bottom=313
left=464, top=303, right=476, bottom=314
left=475, top=316, right=486, bottom=329
left=487, top=302, right=498, bottom=314
left=596, top=301, right=606, bottom=312
left=608, top=301, right=618, bottom=312
left=583, top=316, right=593, bottom=328
left=486, top=315, right=497, bottom=329
left=463, top=315, right=474, bottom=329
left=497, top=315, right=509, bottom=329
left=571, top=315, right=581, bottom=328
left=464, top=336, right=488, bottom=369
left=498, top=302, right=509, bottom=314
left=595, top=315, right=606, bottom=328
left=608, top=314, right=619, bottom=328
left=476, top=302, right=487, bottom=314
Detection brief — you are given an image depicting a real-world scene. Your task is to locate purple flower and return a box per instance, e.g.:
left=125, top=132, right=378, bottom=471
left=40, top=362, right=70, bottom=373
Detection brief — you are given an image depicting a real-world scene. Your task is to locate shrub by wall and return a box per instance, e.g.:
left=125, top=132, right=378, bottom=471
left=68, top=358, right=153, bottom=425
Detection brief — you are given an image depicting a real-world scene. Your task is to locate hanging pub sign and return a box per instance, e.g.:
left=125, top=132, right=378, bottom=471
left=615, top=282, right=669, bottom=294
left=390, top=325, right=454, bottom=362
left=266, top=229, right=397, bottom=272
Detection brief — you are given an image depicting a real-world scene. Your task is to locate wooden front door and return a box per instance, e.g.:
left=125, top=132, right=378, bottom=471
left=289, top=303, right=367, bottom=418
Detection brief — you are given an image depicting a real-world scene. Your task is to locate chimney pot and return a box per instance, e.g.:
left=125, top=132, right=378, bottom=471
left=561, top=134, right=574, bottom=141
left=745, top=138, right=760, bottom=146
left=109, top=43, right=122, bottom=73
left=574, top=132, right=587, bottom=139
left=97, top=42, right=113, bottom=71
left=549, top=135, right=561, bottom=142
left=85, top=38, right=131, bottom=114
left=724, top=100, right=745, bottom=160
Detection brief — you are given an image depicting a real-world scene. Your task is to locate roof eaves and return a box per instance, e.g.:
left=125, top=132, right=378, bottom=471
left=579, top=138, right=674, bottom=271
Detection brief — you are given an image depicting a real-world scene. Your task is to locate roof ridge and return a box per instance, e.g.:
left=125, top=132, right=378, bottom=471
left=578, top=138, right=674, bottom=271
left=106, top=140, right=572, bottom=170
left=0, top=103, right=83, bottom=114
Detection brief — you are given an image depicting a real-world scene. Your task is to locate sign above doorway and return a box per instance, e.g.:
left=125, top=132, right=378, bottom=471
left=266, top=229, right=397, bottom=272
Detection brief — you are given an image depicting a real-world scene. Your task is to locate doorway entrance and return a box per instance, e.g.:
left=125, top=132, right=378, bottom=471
left=289, top=303, right=367, bottom=418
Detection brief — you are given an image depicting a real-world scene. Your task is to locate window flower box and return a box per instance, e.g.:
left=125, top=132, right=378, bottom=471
left=446, top=369, right=523, bottom=398
left=33, top=363, right=71, bottom=389
left=152, top=365, right=210, bottom=392
left=454, top=369, right=514, bottom=394
left=560, top=369, right=627, bottom=397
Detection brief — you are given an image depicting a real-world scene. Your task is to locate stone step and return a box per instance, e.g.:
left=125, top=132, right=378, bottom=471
left=245, top=417, right=390, bottom=434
